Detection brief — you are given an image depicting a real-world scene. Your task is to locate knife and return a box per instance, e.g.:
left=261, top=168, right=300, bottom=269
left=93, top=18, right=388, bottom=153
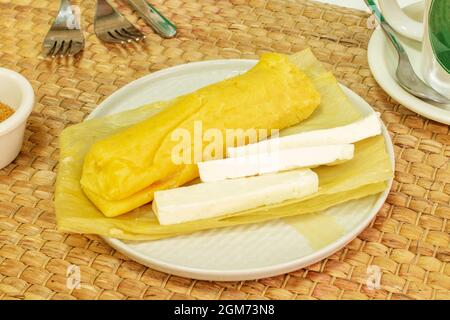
left=127, top=0, right=177, bottom=38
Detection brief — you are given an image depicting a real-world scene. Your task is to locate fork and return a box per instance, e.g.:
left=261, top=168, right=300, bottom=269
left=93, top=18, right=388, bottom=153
left=94, top=0, right=145, bottom=44
left=42, top=0, right=85, bottom=57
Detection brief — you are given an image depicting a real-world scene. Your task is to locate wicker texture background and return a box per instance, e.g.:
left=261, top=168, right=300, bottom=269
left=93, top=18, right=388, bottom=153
left=0, top=0, right=449, bottom=300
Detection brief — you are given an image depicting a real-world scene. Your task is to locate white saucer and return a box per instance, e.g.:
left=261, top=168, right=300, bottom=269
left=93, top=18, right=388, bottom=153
left=368, top=3, right=450, bottom=125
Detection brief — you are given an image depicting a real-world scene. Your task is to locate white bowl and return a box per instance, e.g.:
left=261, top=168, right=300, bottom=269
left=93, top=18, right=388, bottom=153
left=0, top=68, right=34, bottom=169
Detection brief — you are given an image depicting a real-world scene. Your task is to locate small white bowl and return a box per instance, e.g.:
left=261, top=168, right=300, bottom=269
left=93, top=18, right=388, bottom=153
left=0, top=68, right=35, bottom=169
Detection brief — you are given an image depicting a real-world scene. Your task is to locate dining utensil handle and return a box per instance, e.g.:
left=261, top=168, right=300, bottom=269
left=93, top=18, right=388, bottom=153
left=364, top=0, right=407, bottom=55
left=60, top=0, right=72, bottom=9
left=128, top=0, right=176, bottom=38
left=96, top=0, right=115, bottom=16
left=53, top=0, right=76, bottom=29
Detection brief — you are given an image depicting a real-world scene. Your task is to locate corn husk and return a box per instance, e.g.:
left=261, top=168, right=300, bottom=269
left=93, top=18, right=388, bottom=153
left=55, top=48, right=393, bottom=240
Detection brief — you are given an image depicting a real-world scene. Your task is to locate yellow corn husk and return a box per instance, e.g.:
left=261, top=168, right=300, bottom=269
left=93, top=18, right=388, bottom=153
left=80, top=53, right=321, bottom=217
left=55, top=48, right=393, bottom=240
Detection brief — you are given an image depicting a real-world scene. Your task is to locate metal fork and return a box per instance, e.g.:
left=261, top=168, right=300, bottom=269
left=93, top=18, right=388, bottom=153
left=94, top=0, right=145, bottom=44
left=42, top=0, right=85, bottom=57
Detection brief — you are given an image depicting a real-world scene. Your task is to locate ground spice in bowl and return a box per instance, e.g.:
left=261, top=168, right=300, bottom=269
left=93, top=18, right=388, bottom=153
left=0, top=102, right=14, bottom=122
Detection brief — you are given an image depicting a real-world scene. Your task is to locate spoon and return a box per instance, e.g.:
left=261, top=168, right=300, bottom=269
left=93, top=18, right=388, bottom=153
left=364, top=0, right=450, bottom=105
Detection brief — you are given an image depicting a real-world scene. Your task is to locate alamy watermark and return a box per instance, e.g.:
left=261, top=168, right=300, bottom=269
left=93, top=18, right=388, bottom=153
left=170, top=121, right=280, bottom=165
left=366, top=265, right=381, bottom=291
left=366, top=2, right=381, bottom=30
left=66, top=264, right=81, bottom=290
left=66, top=5, right=82, bottom=30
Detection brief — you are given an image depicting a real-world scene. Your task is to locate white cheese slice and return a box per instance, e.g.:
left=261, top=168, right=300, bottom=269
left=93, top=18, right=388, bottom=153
left=153, top=169, right=319, bottom=225
left=198, top=144, right=354, bottom=182
left=227, top=113, right=381, bottom=158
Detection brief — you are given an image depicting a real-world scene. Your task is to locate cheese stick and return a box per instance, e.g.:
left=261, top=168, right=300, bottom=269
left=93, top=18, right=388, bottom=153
left=227, top=113, right=381, bottom=158
left=198, top=144, right=354, bottom=183
left=153, top=169, right=319, bottom=225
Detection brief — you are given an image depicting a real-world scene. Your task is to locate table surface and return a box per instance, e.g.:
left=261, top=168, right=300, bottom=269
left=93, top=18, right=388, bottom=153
left=0, top=0, right=448, bottom=301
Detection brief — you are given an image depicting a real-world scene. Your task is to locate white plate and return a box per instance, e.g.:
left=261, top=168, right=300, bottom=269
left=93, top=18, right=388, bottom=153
left=87, top=59, right=394, bottom=281
left=368, top=2, right=450, bottom=125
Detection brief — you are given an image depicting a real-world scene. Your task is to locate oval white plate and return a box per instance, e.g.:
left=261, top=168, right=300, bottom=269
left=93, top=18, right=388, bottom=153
left=87, top=59, right=394, bottom=281
left=367, top=3, right=450, bottom=125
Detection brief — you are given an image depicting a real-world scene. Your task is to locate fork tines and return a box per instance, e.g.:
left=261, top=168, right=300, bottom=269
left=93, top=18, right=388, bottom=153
left=43, top=39, right=85, bottom=58
left=103, top=26, right=145, bottom=44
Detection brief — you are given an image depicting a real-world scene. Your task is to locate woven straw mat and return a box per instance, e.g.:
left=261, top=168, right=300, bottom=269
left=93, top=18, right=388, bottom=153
left=0, top=0, right=449, bottom=300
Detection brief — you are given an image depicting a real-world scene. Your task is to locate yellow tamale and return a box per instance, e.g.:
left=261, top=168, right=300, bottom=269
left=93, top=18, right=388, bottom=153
left=80, top=53, right=321, bottom=217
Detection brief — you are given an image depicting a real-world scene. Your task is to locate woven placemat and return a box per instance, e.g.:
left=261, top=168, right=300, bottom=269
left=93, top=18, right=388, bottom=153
left=0, top=0, right=449, bottom=300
